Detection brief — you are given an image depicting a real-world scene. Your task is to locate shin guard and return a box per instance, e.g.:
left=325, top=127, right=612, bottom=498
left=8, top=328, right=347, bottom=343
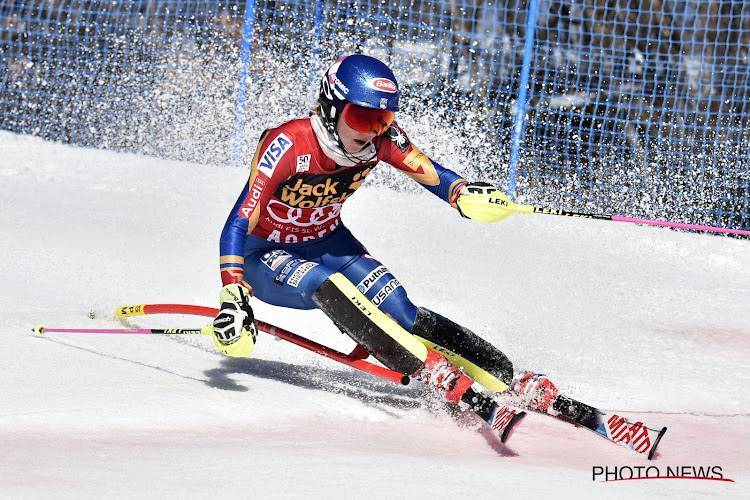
left=411, top=307, right=514, bottom=389
left=312, top=273, right=427, bottom=375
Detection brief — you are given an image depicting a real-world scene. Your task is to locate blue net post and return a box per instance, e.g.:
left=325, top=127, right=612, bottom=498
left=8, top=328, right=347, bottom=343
left=233, top=0, right=258, bottom=167
left=306, top=0, right=326, bottom=107
left=508, top=0, right=539, bottom=200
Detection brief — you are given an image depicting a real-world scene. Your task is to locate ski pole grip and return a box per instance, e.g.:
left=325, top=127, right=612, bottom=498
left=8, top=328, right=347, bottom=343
left=117, top=304, right=148, bottom=317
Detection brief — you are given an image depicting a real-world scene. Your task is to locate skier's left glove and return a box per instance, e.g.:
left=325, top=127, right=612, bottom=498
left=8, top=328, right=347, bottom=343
left=455, top=181, right=515, bottom=223
left=212, top=283, right=257, bottom=357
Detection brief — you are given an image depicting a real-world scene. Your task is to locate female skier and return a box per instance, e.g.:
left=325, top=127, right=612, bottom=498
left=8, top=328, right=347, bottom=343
left=212, top=54, right=558, bottom=424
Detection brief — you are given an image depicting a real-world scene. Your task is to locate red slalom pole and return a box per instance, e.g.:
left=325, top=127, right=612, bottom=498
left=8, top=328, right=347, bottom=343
left=115, top=303, right=410, bottom=385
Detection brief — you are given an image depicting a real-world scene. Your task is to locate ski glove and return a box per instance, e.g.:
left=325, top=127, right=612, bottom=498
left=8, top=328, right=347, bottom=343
left=212, top=283, right=258, bottom=357
left=456, top=182, right=515, bottom=223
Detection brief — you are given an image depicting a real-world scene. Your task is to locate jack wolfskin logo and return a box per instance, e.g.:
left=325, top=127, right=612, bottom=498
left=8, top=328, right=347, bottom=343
left=276, top=166, right=372, bottom=208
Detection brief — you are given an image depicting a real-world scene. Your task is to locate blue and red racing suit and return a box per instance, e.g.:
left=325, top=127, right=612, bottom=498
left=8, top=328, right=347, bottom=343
left=219, top=118, right=467, bottom=332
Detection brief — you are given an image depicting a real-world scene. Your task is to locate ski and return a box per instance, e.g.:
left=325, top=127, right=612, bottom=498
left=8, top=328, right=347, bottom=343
left=551, top=394, right=667, bottom=459
left=498, top=392, right=667, bottom=459
left=484, top=402, right=527, bottom=444
left=461, top=388, right=527, bottom=445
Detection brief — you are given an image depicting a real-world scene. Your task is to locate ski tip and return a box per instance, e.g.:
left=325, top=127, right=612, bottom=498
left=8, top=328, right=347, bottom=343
left=501, top=410, right=527, bottom=443
left=647, top=426, right=668, bottom=460
left=33, top=324, right=46, bottom=337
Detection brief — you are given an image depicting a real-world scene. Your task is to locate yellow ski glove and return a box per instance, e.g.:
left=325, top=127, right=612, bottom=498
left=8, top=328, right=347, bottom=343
left=212, top=284, right=257, bottom=357
left=455, top=182, right=519, bottom=223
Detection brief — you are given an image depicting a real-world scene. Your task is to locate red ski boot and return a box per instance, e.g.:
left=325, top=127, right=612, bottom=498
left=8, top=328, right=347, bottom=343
left=511, top=371, right=559, bottom=412
left=415, top=351, right=529, bottom=444
left=413, top=349, right=475, bottom=404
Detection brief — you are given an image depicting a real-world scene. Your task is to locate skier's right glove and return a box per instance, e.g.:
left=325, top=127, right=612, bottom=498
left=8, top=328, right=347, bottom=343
left=212, top=283, right=257, bottom=357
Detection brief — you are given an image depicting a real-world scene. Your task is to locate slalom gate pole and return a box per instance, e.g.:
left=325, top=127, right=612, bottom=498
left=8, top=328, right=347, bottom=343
left=500, top=196, right=750, bottom=236
left=111, top=303, right=410, bottom=385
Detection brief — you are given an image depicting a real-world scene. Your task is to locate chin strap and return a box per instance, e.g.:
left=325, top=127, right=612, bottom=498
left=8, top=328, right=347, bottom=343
left=310, top=113, right=377, bottom=166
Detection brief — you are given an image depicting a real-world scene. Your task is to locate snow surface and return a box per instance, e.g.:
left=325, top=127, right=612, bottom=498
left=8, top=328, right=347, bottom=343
left=1, top=131, right=748, bottom=498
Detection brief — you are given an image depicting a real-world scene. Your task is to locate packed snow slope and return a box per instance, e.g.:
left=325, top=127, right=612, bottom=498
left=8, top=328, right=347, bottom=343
left=1, top=131, right=748, bottom=499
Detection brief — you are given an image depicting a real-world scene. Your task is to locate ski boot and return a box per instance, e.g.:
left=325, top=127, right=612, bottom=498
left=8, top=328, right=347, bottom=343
left=511, top=371, right=559, bottom=412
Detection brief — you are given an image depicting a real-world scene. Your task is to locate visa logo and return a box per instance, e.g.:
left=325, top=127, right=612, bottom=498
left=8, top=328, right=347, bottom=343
left=258, top=133, right=292, bottom=177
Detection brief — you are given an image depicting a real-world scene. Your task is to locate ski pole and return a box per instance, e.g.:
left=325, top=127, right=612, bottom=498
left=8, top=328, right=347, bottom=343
left=527, top=205, right=750, bottom=236
left=34, top=325, right=212, bottom=336
left=122, top=304, right=410, bottom=385
left=35, top=304, right=410, bottom=386
left=484, top=191, right=750, bottom=236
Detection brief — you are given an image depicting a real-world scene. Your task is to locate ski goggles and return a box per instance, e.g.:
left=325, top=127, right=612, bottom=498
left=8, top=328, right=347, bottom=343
left=341, top=103, right=395, bottom=135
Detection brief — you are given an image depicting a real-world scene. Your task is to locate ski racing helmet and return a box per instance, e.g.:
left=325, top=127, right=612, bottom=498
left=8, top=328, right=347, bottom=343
left=318, top=54, right=399, bottom=146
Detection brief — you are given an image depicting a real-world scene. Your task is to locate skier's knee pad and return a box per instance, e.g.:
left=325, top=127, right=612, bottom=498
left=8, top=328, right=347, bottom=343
left=411, top=307, right=514, bottom=386
left=312, top=273, right=427, bottom=375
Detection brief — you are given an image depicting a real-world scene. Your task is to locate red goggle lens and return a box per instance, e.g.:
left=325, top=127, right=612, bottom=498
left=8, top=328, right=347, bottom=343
left=341, top=104, right=395, bottom=135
